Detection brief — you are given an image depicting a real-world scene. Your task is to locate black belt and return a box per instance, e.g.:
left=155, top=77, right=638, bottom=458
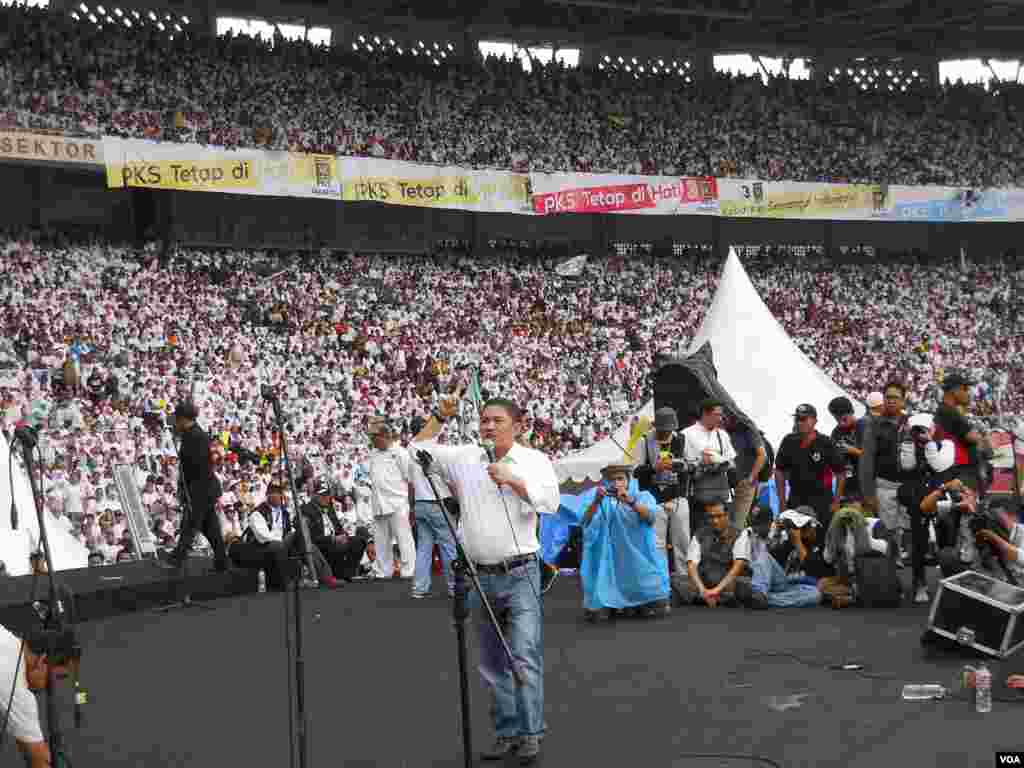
left=475, top=553, right=537, bottom=574
left=415, top=499, right=444, bottom=504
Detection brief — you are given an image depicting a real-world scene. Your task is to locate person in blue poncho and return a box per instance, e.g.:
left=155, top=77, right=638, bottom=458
left=580, top=460, right=670, bottom=622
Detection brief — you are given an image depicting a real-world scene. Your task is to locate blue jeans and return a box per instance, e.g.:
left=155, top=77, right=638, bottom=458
left=467, top=557, right=545, bottom=738
left=413, top=501, right=457, bottom=596
left=751, top=554, right=821, bottom=608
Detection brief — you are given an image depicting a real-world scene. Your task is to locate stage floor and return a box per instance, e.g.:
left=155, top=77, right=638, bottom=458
left=8, top=572, right=1024, bottom=768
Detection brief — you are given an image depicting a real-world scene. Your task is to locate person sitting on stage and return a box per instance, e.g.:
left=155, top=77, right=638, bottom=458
left=676, top=499, right=752, bottom=606
left=737, top=506, right=829, bottom=609
left=300, top=479, right=368, bottom=582
left=820, top=504, right=892, bottom=609
left=580, top=458, right=669, bottom=622
left=228, top=481, right=338, bottom=590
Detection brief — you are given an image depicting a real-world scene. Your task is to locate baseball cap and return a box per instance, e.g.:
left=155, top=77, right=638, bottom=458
left=793, top=404, right=817, bottom=419
left=941, top=371, right=974, bottom=391
left=780, top=505, right=819, bottom=528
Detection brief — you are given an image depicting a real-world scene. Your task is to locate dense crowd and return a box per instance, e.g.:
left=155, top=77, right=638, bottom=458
left=2, top=5, right=1023, bottom=185
left=0, top=228, right=1021, bottom=565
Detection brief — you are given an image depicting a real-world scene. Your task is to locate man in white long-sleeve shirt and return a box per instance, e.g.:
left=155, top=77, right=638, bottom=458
left=367, top=417, right=416, bottom=579
left=414, top=396, right=559, bottom=765
left=681, top=399, right=738, bottom=529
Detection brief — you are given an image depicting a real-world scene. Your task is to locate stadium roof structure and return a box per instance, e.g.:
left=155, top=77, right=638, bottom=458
left=346, top=0, right=1024, bottom=61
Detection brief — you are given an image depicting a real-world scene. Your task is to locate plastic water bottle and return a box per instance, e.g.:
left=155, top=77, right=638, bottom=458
left=901, top=684, right=946, bottom=700
left=258, top=569, right=267, bottom=593
left=976, top=664, right=992, bottom=713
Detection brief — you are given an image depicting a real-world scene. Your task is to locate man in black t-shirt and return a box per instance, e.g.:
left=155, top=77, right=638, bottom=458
left=935, top=370, right=985, bottom=491
left=828, top=396, right=864, bottom=501
left=775, top=404, right=846, bottom=533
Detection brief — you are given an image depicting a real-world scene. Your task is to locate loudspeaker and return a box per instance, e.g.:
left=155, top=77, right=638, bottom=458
left=926, top=570, right=1024, bottom=658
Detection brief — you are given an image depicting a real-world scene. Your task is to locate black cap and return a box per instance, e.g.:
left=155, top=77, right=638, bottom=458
left=827, top=396, right=854, bottom=417
left=174, top=401, right=199, bottom=420
left=941, top=371, right=974, bottom=391
left=794, top=404, right=817, bottom=419
left=654, top=407, right=678, bottom=432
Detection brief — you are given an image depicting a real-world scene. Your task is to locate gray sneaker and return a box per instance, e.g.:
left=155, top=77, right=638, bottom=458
left=481, top=735, right=520, bottom=761
left=518, top=735, right=541, bottom=765
left=914, top=585, right=930, bottom=604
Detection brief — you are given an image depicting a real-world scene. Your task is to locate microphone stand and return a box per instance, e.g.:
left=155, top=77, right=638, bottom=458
left=12, top=428, right=72, bottom=767
left=262, top=385, right=315, bottom=768
left=415, top=449, right=522, bottom=768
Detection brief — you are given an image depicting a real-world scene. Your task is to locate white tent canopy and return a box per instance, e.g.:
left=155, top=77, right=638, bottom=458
left=555, top=399, right=653, bottom=483
left=0, top=435, right=89, bottom=576
left=554, top=249, right=861, bottom=483
left=687, top=248, right=862, bottom=446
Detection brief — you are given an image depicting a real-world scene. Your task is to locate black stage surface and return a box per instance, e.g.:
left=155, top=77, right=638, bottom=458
left=0, top=558, right=256, bottom=633
left=4, top=569, right=1024, bottom=768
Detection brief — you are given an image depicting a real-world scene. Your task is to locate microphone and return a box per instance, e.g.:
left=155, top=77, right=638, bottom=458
left=481, top=439, right=496, bottom=464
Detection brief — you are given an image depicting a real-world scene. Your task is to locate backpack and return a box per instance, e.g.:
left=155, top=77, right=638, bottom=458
left=757, top=431, right=775, bottom=483
left=854, top=552, right=902, bottom=608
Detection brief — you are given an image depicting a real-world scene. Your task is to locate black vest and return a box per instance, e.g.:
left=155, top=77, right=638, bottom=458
left=245, top=502, right=290, bottom=543
left=696, top=525, right=740, bottom=587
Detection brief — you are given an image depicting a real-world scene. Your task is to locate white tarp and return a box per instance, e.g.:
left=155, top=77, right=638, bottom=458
left=0, top=436, right=89, bottom=576
left=554, top=400, right=654, bottom=483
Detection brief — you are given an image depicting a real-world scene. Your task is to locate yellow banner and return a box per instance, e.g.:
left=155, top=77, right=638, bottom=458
left=107, top=157, right=259, bottom=191
left=342, top=175, right=477, bottom=206
left=718, top=180, right=878, bottom=218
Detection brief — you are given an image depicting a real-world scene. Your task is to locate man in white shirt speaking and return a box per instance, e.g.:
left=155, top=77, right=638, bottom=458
left=414, top=395, right=560, bottom=766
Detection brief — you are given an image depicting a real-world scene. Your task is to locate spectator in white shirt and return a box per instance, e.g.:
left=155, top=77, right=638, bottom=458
left=366, top=417, right=415, bottom=580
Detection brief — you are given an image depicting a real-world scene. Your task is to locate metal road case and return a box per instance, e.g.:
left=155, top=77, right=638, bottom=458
left=927, top=570, right=1024, bottom=658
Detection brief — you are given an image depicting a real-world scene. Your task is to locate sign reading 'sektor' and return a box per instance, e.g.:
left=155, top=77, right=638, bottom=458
left=0, top=130, right=103, bottom=166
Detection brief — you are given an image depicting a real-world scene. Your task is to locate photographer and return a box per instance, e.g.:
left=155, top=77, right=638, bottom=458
left=681, top=399, right=737, bottom=529
left=737, top=506, right=829, bottom=609
left=635, top=407, right=690, bottom=581
left=828, top=396, right=864, bottom=502
left=896, top=413, right=946, bottom=603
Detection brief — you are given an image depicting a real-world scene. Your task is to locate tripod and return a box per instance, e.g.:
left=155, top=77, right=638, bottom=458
left=154, top=422, right=214, bottom=613
left=10, top=428, right=80, bottom=767
left=414, top=449, right=522, bottom=768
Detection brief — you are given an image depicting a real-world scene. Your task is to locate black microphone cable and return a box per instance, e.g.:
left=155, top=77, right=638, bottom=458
left=481, top=439, right=542, bottom=610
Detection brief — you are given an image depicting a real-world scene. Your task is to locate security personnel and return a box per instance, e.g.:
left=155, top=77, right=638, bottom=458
left=164, top=401, right=227, bottom=571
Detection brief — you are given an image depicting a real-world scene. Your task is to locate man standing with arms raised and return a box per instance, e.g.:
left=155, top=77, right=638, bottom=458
left=414, top=394, right=560, bottom=765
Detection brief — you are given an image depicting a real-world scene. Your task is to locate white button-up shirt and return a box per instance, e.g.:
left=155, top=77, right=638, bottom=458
left=367, top=445, right=413, bottom=518
left=680, top=424, right=737, bottom=467
left=407, top=444, right=453, bottom=501
left=414, top=440, right=560, bottom=565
